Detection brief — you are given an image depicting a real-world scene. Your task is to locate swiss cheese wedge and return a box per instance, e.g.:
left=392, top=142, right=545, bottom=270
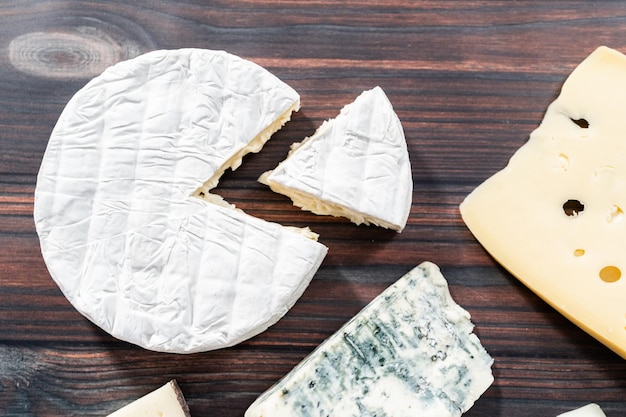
left=259, top=86, right=412, bottom=232
left=34, top=49, right=328, bottom=353
left=460, top=46, right=626, bottom=359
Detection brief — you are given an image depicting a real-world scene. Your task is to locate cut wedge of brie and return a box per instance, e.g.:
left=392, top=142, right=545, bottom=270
left=259, top=86, right=412, bottom=232
left=34, top=49, right=328, bottom=353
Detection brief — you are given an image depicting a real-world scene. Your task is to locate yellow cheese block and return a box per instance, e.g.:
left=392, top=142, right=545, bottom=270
left=460, top=46, right=626, bottom=359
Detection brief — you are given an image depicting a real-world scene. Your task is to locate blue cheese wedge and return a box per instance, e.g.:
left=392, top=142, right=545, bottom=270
left=245, top=262, right=494, bottom=417
left=107, top=380, right=190, bottom=417
left=259, top=86, right=412, bottom=232
left=33, top=49, right=328, bottom=354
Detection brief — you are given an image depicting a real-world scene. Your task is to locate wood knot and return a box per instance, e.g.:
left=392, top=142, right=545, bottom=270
left=8, top=26, right=145, bottom=79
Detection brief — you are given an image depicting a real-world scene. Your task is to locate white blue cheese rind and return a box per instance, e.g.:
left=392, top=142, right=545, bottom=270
left=245, top=261, right=494, bottom=417
left=33, top=48, right=328, bottom=354
left=259, top=86, right=413, bottom=232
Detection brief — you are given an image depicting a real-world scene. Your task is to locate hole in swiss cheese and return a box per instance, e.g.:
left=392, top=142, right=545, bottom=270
left=563, top=199, right=585, bottom=217
left=599, top=266, right=621, bottom=283
left=571, top=118, right=589, bottom=128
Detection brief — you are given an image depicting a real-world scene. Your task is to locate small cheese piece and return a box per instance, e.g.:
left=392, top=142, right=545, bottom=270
left=259, top=86, right=412, bottom=232
left=245, top=261, right=493, bottom=417
left=107, top=380, right=190, bottom=417
left=460, top=46, right=626, bottom=359
left=34, top=49, right=328, bottom=353
left=557, top=404, right=607, bottom=417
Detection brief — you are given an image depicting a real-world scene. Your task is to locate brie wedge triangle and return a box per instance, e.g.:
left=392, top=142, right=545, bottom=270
left=460, top=46, right=626, bottom=359
left=34, top=49, right=328, bottom=354
left=259, top=86, right=412, bottom=232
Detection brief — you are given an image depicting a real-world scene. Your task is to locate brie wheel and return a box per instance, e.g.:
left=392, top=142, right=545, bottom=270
left=259, top=86, right=412, bottom=232
left=34, top=49, right=328, bottom=353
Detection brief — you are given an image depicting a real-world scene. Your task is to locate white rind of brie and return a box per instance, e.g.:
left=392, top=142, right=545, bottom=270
left=259, top=86, right=413, bottom=232
left=34, top=48, right=328, bottom=353
left=245, top=262, right=494, bottom=417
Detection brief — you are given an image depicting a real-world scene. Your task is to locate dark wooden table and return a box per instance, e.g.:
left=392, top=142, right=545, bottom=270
left=2, top=1, right=626, bottom=416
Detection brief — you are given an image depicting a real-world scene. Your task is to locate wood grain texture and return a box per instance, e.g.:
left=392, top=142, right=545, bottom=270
left=1, top=1, right=626, bottom=416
